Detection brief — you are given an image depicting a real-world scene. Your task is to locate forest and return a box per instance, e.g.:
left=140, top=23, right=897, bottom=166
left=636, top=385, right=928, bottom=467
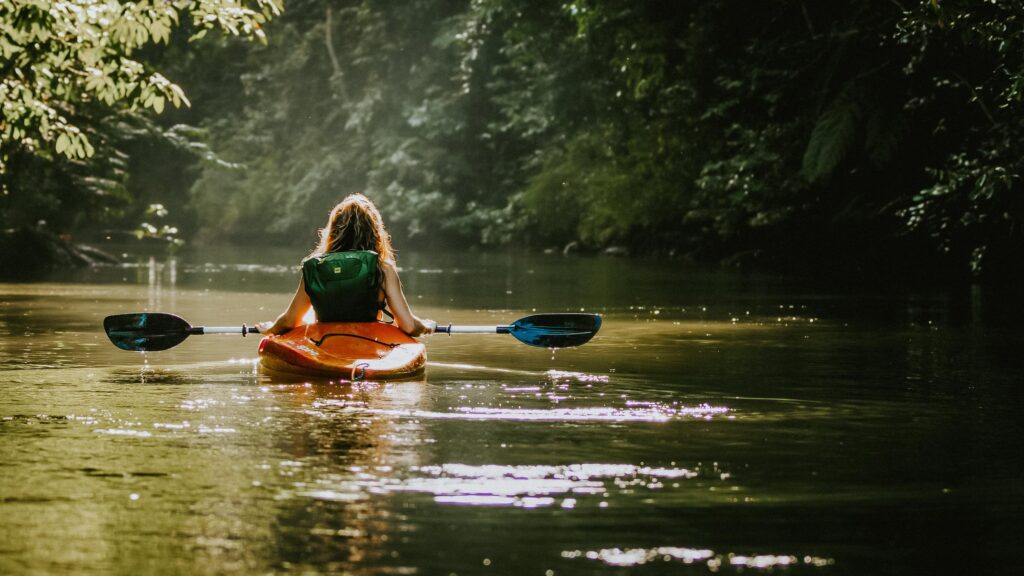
left=2, top=0, right=1022, bottom=281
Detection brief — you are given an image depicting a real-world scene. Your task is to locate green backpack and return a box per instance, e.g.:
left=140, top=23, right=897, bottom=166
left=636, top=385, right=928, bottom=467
left=302, top=250, right=383, bottom=322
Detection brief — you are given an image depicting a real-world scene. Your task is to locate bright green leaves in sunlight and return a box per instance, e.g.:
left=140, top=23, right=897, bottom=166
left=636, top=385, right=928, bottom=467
left=134, top=202, right=185, bottom=251
left=53, top=129, right=94, bottom=159
left=0, top=0, right=280, bottom=182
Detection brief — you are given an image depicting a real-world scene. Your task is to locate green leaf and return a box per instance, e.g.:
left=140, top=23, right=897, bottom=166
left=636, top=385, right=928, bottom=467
left=801, top=92, right=862, bottom=183
left=864, top=111, right=903, bottom=168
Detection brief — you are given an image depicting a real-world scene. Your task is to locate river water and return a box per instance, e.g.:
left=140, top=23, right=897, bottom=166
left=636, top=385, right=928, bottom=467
left=1, top=247, right=1021, bottom=575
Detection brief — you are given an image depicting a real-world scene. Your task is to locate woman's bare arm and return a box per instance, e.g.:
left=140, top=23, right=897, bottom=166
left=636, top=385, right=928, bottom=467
left=382, top=261, right=434, bottom=336
left=256, top=276, right=312, bottom=335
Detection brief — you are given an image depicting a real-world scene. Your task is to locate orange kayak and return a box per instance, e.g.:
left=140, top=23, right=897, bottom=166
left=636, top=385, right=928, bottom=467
left=258, top=322, right=426, bottom=380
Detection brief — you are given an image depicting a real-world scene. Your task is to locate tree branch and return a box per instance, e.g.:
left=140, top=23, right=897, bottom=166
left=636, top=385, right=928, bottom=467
left=324, top=6, right=349, bottom=102
left=951, top=71, right=998, bottom=128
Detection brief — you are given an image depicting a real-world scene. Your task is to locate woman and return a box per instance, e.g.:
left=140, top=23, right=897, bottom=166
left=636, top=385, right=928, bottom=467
left=256, top=194, right=435, bottom=336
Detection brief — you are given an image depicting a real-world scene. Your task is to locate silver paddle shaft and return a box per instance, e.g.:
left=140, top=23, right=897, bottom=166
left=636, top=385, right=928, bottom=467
left=194, top=325, right=261, bottom=335
left=438, top=325, right=512, bottom=334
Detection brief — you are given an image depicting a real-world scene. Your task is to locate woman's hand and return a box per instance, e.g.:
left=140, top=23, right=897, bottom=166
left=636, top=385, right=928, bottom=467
left=381, top=261, right=436, bottom=337
left=255, top=320, right=277, bottom=335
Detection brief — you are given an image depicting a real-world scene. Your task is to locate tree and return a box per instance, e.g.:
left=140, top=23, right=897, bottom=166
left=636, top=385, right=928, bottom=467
left=94, top=0, right=1019, bottom=282
left=894, top=0, right=1024, bottom=278
left=0, top=0, right=280, bottom=198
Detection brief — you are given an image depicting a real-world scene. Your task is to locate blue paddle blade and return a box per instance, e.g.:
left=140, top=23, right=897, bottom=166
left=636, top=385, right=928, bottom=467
left=508, top=313, right=602, bottom=348
left=103, top=313, right=192, bottom=351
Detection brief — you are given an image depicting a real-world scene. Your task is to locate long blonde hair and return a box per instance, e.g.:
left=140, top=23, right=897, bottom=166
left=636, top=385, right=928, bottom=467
left=309, top=194, right=395, bottom=263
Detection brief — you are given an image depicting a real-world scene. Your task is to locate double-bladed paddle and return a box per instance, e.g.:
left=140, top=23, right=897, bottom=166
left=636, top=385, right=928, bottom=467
left=103, top=312, right=601, bottom=352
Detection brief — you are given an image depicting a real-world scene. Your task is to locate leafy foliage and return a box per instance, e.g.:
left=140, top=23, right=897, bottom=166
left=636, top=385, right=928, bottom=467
left=892, top=0, right=1024, bottom=278
left=802, top=91, right=863, bottom=184
left=4, top=0, right=1023, bottom=281
left=0, top=0, right=279, bottom=229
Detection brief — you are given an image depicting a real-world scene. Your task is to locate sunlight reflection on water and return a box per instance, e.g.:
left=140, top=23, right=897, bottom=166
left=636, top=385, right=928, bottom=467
left=562, top=547, right=835, bottom=570
left=313, top=401, right=729, bottom=422
left=290, top=462, right=722, bottom=508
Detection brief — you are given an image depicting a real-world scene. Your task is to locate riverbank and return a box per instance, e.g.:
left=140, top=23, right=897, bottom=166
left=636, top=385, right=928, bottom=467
left=0, top=228, right=120, bottom=279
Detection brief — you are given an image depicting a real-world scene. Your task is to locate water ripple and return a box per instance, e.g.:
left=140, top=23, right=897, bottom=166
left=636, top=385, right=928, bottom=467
left=291, top=462, right=723, bottom=508
left=563, top=546, right=835, bottom=570
left=316, top=401, right=729, bottom=422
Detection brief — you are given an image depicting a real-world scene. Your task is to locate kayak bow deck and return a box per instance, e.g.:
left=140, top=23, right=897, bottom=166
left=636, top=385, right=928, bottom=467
left=258, top=322, right=426, bottom=380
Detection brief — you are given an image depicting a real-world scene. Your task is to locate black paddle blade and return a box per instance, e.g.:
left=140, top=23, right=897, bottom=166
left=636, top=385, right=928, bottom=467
left=103, top=313, right=192, bottom=351
left=509, top=313, right=602, bottom=348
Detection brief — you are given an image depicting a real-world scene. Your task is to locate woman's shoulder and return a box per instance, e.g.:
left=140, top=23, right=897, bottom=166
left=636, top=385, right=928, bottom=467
left=379, top=257, right=398, bottom=274
left=301, top=250, right=324, bottom=264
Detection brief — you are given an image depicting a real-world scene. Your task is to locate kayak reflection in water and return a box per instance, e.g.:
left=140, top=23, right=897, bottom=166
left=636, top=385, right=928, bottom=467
left=256, top=194, right=436, bottom=337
